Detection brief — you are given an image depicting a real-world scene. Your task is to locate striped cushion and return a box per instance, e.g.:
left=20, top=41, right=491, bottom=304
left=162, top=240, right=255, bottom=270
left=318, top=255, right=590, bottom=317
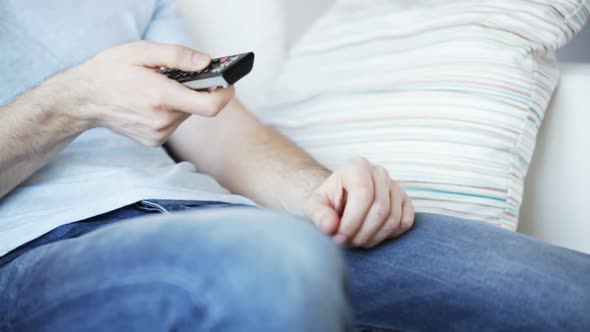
left=260, top=0, right=589, bottom=230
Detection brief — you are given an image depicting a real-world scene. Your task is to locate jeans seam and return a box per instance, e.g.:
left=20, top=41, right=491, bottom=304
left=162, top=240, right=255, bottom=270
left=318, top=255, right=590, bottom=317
left=1, top=268, right=222, bottom=330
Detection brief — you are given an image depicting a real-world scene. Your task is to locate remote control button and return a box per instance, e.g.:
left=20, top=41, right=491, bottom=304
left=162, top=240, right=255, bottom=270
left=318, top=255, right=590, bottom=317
left=219, top=57, right=229, bottom=63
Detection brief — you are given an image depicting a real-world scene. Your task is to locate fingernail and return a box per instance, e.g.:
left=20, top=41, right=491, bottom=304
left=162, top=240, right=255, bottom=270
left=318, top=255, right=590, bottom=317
left=192, top=53, right=208, bottom=67
left=333, top=234, right=348, bottom=246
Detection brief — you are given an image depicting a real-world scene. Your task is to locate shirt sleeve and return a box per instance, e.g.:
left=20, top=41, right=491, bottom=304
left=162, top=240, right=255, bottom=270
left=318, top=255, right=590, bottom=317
left=142, top=0, right=193, bottom=47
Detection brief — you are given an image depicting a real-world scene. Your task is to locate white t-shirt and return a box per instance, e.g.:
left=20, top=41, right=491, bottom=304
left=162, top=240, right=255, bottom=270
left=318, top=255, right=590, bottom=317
left=0, top=0, right=255, bottom=257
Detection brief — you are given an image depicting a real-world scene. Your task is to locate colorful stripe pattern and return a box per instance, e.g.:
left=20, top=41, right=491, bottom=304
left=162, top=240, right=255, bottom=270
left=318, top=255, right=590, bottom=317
left=259, top=0, right=589, bottom=230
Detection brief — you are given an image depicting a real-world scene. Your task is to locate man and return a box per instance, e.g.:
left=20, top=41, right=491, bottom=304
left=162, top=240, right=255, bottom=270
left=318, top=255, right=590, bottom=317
left=0, top=1, right=588, bottom=331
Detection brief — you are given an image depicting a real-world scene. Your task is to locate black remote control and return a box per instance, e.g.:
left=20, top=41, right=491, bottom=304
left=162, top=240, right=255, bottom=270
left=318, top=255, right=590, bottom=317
left=160, top=52, right=255, bottom=91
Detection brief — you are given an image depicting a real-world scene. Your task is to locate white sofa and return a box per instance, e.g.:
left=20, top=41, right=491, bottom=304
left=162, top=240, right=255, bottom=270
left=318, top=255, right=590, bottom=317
left=179, top=0, right=590, bottom=254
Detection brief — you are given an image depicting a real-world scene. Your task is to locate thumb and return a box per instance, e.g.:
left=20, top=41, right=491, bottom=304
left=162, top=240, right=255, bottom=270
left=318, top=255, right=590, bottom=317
left=305, top=193, right=341, bottom=235
left=124, top=41, right=211, bottom=71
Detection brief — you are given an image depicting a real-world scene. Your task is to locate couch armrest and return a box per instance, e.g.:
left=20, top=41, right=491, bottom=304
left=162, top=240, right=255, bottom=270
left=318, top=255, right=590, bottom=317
left=519, top=63, right=590, bottom=254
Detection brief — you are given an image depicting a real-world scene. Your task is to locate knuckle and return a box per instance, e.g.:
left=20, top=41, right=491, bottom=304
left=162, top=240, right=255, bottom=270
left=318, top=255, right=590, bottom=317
left=376, top=165, right=389, bottom=176
left=123, top=41, right=149, bottom=56
left=151, top=114, right=173, bottom=131
left=356, top=186, right=374, bottom=202
left=401, top=192, right=410, bottom=203
left=373, top=202, right=390, bottom=219
left=351, top=156, right=371, bottom=167
left=391, top=180, right=402, bottom=191
left=170, top=45, right=186, bottom=64
left=383, top=218, right=401, bottom=234
left=201, top=106, right=217, bottom=117
left=393, top=186, right=406, bottom=200
left=148, top=91, right=167, bottom=109
left=203, top=98, right=224, bottom=117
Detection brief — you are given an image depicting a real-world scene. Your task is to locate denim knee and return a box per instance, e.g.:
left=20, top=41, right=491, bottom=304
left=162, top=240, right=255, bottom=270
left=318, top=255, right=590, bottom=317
left=0, top=208, right=351, bottom=332
left=100, top=207, right=352, bottom=331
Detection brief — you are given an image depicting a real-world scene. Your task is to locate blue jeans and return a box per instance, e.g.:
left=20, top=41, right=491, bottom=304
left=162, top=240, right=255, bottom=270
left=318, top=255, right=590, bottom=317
left=0, top=200, right=588, bottom=331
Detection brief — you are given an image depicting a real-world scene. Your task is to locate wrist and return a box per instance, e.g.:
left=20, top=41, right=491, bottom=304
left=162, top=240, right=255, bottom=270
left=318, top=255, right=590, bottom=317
left=40, top=68, right=96, bottom=135
left=281, top=164, right=332, bottom=217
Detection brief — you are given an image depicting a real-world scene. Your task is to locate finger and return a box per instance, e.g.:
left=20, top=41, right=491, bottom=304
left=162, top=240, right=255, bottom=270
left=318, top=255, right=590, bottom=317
left=305, top=192, right=341, bottom=235
left=333, top=186, right=347, bottom=217
left=350, top=167, right=391, bottom=247
left=157, top=82, right=235, bottom=117
left=389, top=196, right=415, bottom=239
left=364, top=182, right=405, bottom=248
left=160, top=110, right=191, bottom=133
left=125, top=41, right=211, bottom=71
left=334, top=158, right=375, bottom=246
left=135, top=110, right=192, bottom=147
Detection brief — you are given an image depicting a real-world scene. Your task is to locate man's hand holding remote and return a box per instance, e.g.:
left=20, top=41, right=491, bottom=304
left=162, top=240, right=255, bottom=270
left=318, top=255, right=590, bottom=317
left=0, top=41, right=233, bottom=198
left=62, top=41, right=235, bottom=147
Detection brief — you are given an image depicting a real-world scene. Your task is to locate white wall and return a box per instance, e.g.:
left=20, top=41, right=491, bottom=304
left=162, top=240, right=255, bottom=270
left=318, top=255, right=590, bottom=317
left=558, top=23, right=590, bottom=62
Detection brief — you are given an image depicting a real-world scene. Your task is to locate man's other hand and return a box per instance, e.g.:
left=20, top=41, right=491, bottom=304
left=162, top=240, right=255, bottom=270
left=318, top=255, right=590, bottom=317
left=62, top=41, right=234, bottom=147
left=304, top=157, right=415, bottom=248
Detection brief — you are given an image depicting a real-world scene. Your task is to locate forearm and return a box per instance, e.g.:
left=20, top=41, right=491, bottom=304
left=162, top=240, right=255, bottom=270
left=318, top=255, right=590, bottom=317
left=0, top=76, right=88, bottom=198
left=168, top=99, right=416, bottom=248
left=214, top=123, right=331, bottom=216
left=167, top=99, right=331, bottom=215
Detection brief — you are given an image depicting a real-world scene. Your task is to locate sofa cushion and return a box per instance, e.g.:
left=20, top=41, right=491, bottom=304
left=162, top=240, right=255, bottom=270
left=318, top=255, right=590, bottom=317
left=260, top=0, right=589, bottom=230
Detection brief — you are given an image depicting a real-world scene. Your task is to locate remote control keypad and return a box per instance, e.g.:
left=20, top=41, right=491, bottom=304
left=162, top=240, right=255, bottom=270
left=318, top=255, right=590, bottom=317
left=160, top=52, right=254, bottom=91
left=160, top=54, right=242, bottom=83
